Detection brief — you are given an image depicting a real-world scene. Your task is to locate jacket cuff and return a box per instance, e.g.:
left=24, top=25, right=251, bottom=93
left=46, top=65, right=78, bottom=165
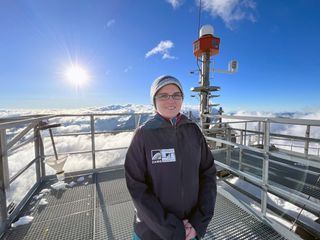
left=167, top=213, right=185, bottom=240
left=189, top=210, right=207, bottom=238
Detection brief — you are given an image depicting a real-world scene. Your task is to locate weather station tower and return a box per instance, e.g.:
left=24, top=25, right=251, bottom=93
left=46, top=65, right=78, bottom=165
left=191, top=25, right=238, bottom=130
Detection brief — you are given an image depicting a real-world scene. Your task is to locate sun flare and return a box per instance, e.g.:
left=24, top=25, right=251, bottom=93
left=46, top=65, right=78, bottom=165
left=65, top=65, right=89, bottom=87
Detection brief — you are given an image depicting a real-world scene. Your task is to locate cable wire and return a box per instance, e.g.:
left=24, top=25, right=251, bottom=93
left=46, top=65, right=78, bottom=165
left=289, top=173, right=320, bottom=231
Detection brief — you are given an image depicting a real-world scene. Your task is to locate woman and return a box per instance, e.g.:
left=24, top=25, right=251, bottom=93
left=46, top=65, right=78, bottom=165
left=125, top=75, right=217, bottom=240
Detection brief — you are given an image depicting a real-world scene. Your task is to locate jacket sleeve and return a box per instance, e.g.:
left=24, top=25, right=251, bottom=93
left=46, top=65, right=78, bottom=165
left=189, top=131, right=217, bottom=238
left=124, top=127, right=185, bottom=240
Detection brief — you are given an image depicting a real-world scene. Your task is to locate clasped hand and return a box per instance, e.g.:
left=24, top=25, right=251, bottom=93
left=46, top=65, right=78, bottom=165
left=183, top=219, right=197, bottom=240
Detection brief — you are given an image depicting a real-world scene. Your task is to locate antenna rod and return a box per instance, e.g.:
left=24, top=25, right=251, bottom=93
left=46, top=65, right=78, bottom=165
left=197, top=0, right=202, bottom=37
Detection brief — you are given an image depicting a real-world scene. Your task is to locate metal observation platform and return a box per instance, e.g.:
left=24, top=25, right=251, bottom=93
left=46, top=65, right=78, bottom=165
left=0, top=113, right=319, bottom=239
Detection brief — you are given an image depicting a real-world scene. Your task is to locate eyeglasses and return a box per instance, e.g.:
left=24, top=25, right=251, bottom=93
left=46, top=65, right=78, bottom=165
left=155, top=92, right=183, bottom=101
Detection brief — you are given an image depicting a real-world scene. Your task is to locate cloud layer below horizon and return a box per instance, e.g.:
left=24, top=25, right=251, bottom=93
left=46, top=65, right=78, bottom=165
left=2, top=104, right=320, bottom=211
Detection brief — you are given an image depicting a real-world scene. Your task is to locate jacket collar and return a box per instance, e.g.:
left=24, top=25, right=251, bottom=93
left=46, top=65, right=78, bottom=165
left=154, top=112, right=191, bottom=127
left=156, top=112, right=181, bottom=125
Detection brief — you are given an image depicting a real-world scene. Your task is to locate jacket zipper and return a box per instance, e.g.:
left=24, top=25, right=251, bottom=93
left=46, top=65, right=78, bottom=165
left=175, top=125, right=185, bottom=216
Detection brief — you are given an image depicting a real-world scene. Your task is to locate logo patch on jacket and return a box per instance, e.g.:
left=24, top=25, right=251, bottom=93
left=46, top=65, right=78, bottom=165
left=151, top=149, right=176, bottom=164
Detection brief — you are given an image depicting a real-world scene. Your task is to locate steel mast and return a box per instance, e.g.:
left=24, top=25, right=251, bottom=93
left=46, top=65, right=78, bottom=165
left=192, top=25, right=238, bottom=130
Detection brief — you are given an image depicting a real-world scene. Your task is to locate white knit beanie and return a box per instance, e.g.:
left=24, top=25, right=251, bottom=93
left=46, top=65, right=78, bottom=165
left=150, top=75, right=184, bottom=108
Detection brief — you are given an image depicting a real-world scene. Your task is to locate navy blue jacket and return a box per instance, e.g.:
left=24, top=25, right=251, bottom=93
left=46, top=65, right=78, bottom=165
left=125, top=114, right=217, bottom=239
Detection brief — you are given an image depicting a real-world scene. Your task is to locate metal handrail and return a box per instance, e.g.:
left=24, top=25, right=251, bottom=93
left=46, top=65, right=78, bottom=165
left=9, top=157, right=38, bottom=184
left=204, top=114, right=320, bottom=232
left=0, top=112, right=153, bottom=236
left=0, top=115, right=54, bottom=129
left=2, top=113, right=148, bottom=185
left=229, top=127, right=320, bottom=143
left=53, top=129, right=135, bottom=137
left=44, top=146, right=129, bottom=158
left=1, top=112, right=320, bottom=238
left=204, top=114, right=320, bottom=126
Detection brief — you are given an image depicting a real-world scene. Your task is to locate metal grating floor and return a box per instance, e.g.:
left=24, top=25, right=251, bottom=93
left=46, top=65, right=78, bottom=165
left=2, top=168, right=286, bottom=240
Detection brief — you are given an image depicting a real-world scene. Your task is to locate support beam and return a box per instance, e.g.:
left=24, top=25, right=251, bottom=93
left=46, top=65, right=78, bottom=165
left=90, top=115, right=96, bottom=169
left=7, top=121, right=37, bottom=151
left=34, top=126, right=41, bottom=183
left=261, top=120, right=270, bottom=216
left=0, top=129, right=8, bottom=235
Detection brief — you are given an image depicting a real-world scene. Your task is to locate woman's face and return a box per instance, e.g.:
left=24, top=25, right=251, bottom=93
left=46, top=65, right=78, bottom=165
left=155, top=84, right=183, bottom=119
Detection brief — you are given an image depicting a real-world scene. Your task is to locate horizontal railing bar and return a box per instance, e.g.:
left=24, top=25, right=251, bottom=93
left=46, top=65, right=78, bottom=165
left=215, top=160, right=320, bottom=215
left=210, top=138, right=320, bottom=168
left=269, top=151, right=320, bottom=169
left=219, top=152, right=319, bottom=190
left=208, top=126, right=320, bottom=144
left=231, top=128, right=320, bottom=143
left=203, top=127, right=226, bottom=131
left=52, top=132, right=91, bottom=137
left=203, top=114, right=320, bottom=126
left=44, top=146, right=128, bottom=158
left=9, top=157, right=38, bottom=184
left=95, top=129, right=135, bottom=134
left=274, top=143, right=320, bottom=151
left=0, top=115, right=55, bottom=129
left=8, top=130, right=134, bottom=157
left=269, top=161, right=320, bottom=186
left=215, top=160, right=263, bottom=185
left=229, top=158, right=263, bottom=173
left=210, top=120, right=259, bottom=125
left=267, top=183, right=320, bottom=214
left=0, top=112, right=153, bottom=129
left=240, top=158, right=318, bottom=190
left=7, top=180, right=41, bottom=224
left=8, top=136, right=35, bottom=155
left=7, top=122, right=37, bottom=150
left=95, top=147, right=128, bottom=153
left=42, top=164, right=125, bottom=181
left=0, top=114, right=50, bottom=123
left=49, top=112, right=152, bottom=118
left=205, top=136, right=266, bottom=154
left=53, top=129, right=135, bottom=137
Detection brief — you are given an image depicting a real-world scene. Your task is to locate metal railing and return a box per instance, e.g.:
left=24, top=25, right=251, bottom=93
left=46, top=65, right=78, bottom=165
left=203, top=114, right=320, bottom=237
left=1, top=112, right=320, bottom=238
left=0, top=112, right=152, bottom=236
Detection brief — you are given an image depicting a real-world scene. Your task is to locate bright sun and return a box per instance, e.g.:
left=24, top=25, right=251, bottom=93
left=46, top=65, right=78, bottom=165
left=66, top=65, right=89, bottom=88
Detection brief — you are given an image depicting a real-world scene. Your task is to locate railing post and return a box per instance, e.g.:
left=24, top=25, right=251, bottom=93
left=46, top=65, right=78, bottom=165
left=226, top=127, right=231, bottom=165
left=239, top=148, right=243, bottom=171
left=244, top=122, right=247, bottom=146
left=304, top=125, right=310, bottom=156
left=258, top=121, right=261, bottom=145
left=90, top=115, right=96, bottom=169
left=261, top=119, right=270, bottom=216
left=261, top=122, right=264, bottom=146
left=135, top=114, right=141, bottom=129
left=0, top=129, right=8, bottom=235
left=39, top=130, right=46, bottom=178
left=34, top=125, right=41, bottom=183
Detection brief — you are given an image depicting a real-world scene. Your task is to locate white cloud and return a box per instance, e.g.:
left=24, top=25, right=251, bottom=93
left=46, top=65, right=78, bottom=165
left=162, top=53, right=176, bottom=60
left=145, top=40, right=176, bottom=60
left=166, top=0, right=182, bottom=9
left=199, top=0, right=256, bottom=29
left=106, top=19, right=115, bottom=28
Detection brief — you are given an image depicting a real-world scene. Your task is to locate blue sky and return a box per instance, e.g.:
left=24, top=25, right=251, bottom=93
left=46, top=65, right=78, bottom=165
left=0, top=0, right=319, bottom=112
